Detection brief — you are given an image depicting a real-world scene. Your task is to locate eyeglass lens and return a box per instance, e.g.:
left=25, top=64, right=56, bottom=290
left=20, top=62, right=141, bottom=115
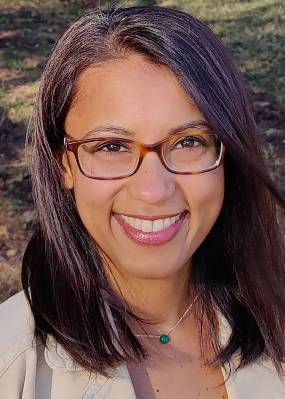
left=77, top=132, right=221, bottom=178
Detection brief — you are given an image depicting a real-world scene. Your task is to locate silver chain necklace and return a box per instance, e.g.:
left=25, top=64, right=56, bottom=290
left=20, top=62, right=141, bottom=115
left=134, top=293, right=200, bottom=345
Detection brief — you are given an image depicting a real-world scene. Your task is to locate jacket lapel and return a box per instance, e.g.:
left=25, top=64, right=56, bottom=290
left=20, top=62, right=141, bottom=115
left=44, top=317, right=137, bottom=399
left=46, top=359, right=137, bottom=399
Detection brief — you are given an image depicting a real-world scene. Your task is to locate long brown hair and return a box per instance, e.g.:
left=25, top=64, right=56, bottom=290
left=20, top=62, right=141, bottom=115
left=22, top=6, right=285, bottom=378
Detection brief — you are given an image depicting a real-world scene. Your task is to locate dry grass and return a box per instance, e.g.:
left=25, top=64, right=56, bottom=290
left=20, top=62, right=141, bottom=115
left=0, top=261, right=21, bottom=303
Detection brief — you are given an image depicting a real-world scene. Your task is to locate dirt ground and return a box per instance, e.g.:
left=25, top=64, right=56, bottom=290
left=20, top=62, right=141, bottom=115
left=0, top=4, right=284, bottom=303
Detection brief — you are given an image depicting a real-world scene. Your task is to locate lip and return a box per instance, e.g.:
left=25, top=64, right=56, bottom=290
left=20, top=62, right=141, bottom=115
left=113, top=210, right=189, bottom=246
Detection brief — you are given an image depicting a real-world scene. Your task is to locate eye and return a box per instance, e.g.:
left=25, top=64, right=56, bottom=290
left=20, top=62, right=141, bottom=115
left=100, top=141, right=129, bottom=152
left=172, top=136, right=207, bottom=150
left=83, top=140, right=131, bottom=154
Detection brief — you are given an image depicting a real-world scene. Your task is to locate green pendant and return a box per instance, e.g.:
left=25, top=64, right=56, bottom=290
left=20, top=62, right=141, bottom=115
left=159, top=334, right=170, bottom=344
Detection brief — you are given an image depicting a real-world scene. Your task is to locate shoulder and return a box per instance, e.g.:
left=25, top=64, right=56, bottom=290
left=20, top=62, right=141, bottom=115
left=224, top=357, right=285, bottom=398
left=0, top=290, right=38, bottom=376
left=217, top=308, right=285, bottom=396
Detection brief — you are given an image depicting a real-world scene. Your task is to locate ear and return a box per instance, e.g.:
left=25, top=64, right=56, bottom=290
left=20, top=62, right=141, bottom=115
left=62, top=151, right=74, bottom=190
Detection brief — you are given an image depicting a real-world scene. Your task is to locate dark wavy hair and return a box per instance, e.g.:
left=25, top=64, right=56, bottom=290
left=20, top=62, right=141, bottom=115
left=22, top=6, right=285, bottom=378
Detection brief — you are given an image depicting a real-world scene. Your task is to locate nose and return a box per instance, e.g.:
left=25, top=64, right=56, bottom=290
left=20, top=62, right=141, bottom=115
left=127, top=152, right=176, bottom=205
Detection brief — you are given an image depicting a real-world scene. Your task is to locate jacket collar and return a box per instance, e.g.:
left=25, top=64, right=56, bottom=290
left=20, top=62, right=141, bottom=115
left=44, top=338, right=137, bottom=399
left=44, top=298, right=122, bottom=372
left=43, top=301, right=138, bottom=398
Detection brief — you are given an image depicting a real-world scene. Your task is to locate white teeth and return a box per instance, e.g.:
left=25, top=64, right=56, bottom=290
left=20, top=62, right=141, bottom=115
left=163, top=218, right=172, bottom=229
left=128, top=217, right=136, bottom=228
left=153, top=219, right=164, bottom=232
left=141, top=220, right=153, bottom=232
left=134, top=218, right=142, bottom=230
left=119, top=213, right=183, bottom=233
left=171, top=215, right=179, bottom=224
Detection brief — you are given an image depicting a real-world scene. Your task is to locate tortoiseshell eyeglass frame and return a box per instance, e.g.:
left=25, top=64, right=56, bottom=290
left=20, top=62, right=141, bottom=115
left=63, top=130, right=225, bottom=180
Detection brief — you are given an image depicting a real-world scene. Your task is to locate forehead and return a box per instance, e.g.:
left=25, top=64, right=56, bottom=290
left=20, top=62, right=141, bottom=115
left=64, top=53, right=206, bottom=141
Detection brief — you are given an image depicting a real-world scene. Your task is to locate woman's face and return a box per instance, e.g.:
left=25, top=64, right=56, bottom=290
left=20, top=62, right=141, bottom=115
left=63, top=53, right=224, bottom=279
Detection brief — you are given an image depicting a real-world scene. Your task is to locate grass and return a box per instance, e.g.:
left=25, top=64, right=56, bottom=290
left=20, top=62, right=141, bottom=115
left=112, top=0, right=285, bottom=104
left=0, top=0, right=61, bottom=8
left=0, top=0, right=284, bottom=108
left=160, top=0, right=285, bottom=104
left=0, top=261, right=21, bottom=303
left=2, top=49, right=40, bottom=72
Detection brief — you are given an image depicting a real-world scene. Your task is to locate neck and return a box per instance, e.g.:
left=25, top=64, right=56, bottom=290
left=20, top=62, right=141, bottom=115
left=106, top=261, right=196, bottom=327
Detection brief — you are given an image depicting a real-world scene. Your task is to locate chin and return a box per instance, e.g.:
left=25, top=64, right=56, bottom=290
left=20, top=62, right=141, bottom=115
left=116, top=258, right=190, bottom=280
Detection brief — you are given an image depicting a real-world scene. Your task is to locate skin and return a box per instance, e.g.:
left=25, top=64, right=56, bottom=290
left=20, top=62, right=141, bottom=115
left=63, top=52, right=224, bottom=322
left=63, top=53, right=227, bottom=398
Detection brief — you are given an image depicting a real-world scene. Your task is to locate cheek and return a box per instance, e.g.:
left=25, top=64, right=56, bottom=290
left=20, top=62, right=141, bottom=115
left=72, top=172, right=121, bottom=229
left=180, top=168, right=224, bottom=234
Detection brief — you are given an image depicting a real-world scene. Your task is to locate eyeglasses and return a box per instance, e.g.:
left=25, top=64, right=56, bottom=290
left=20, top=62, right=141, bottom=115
left=64, top=128, right=224, bottom=180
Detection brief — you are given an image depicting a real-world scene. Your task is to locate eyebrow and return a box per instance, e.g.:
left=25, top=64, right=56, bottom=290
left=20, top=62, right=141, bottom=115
left=81, top=120, right=211, bottom=139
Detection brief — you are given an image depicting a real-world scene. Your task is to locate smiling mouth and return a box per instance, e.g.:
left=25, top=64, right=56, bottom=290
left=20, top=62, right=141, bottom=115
left=113, top=211, right=188, bottom=245
left=116, top=213, right=182, bottom=232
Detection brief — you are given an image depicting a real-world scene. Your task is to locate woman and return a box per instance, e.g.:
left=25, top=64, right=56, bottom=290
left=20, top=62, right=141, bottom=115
left=0, top=5, right=284, bottom=399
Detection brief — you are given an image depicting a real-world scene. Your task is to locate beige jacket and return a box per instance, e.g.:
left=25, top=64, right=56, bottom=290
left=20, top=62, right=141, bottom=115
left=0, top=291, right=285, bottom=399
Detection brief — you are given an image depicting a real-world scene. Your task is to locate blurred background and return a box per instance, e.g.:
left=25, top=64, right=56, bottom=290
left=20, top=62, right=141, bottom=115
left=0, top=0, right=284, bottom=303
